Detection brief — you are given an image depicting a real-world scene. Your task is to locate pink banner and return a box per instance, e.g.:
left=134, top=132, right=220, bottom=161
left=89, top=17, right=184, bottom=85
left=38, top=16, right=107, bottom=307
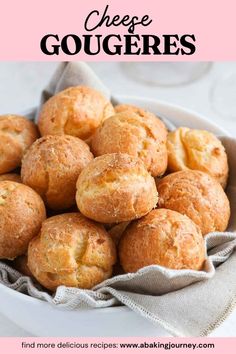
left=1, top=337, right=236, bottom=353
left=0, top=0, right=235, bottom=60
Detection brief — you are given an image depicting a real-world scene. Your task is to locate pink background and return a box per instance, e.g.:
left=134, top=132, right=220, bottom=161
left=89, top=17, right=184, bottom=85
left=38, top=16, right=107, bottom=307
left=0, top=0, right=235, bottom=60
left=1, top=337, right=236, bottom=353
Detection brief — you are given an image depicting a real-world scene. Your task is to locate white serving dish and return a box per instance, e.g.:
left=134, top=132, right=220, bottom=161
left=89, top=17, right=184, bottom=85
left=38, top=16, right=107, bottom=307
left=0, top=95, right=229, bottom=337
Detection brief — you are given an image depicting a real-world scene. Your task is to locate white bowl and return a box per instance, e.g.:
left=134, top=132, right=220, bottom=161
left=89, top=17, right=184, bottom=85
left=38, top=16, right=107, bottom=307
left=0, top=96, right=229, bottom=337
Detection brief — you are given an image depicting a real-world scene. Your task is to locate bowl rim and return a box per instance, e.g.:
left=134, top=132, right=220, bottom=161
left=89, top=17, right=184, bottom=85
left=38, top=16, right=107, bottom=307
left=116, top=94, right=229, bottom=136
left=0, top=283, right=128, bottom=313
left=0, top=95, right=229, bottom=313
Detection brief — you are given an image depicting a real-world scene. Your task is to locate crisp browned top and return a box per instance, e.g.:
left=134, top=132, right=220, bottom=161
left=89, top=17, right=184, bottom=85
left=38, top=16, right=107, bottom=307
left=91, top=110, right=168, bottom=176
left=38, top=86, right=114, bottom=140
left=119, top=208, right=205, bottom=273
left=21, top=135, right=94, bottom=210
left=76, top=153, right=158, bottom=223
left=0, top=114, right=39, bottom=174
left=157, top=170, right=230, bottom=235
left=167, top=127, right=229, bottom=188
left=0, top=181, right=46, bottom=259
left=28, top=213, right=116, bottom=290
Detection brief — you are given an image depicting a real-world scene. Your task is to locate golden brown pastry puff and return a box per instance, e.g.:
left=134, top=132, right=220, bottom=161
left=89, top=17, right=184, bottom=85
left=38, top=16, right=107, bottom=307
left=91, top=110, right=167, bottom=177
left=157, top=170, right=230, bottom=235
left=0, top=181, right=46, bottom=260
left=76, top=153, right=158, bottom=223
left=38, top=86, right=115, bottom=140
left=114, top=103, right=167, bottom=138
left=167, top=127, right=229, bottom=188
left=119, top=208, right=205, bottom=273
left=0, top=115, right=39, bottom=174
left=28, top=213, right=117, bottom=291
left=0, top=173, right=21, bottom=183
left=21, top=135, right=93, bottom=210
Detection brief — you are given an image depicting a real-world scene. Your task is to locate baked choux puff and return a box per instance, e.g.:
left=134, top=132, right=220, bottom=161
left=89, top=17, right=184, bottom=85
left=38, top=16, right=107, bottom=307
left=157, top=170, right=230, bottom=235
left=114, top=103, right=167, bottom=138
left=76, top=153, right=158, bottom=223
left=91, top=109, right=168, bottom=177
left=0, top=181, right=46, bottom=259
left=167, top=127, right=229, bottom=188
left=21, top=135, right=94, bottom=210
left=27, top=213, right=117, bottom=291
left=119, top=209, right=205, bottom=273
left=0, top=173, right=21, bottom=183
left=38, top=86, right=114, bottom=140
left=0, top=115, right=39, bottom=174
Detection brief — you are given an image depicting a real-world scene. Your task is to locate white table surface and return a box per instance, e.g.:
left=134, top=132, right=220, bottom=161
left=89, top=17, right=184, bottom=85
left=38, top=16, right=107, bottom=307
left=0, top=61, right=235, bottom=337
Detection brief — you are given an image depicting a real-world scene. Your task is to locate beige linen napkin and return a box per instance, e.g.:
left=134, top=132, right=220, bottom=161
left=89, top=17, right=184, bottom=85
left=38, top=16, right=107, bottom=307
left=0, top=62, right=236, bottom=337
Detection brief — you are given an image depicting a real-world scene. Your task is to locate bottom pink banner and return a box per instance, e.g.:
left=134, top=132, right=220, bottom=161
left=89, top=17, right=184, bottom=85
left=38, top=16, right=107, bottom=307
left=0, top=337, right=235, bottom=354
